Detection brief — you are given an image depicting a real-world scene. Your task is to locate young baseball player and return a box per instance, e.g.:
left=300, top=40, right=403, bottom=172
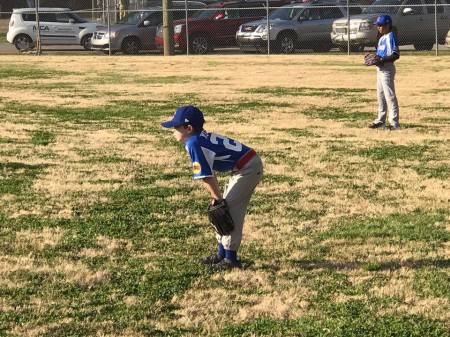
left=161, top=105, right=263, bottom=270
left=368, top=15, right=400, bottom=130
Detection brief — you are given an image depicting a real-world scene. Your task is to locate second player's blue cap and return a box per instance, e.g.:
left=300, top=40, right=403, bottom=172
left=375, top=15, right=392, bottom=26
left=161, top=105, right=205, bottom=129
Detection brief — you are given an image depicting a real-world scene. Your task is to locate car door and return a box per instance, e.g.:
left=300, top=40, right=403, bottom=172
left=138, top=11, right=162, bottom=49
left=315, top=6, right=344, bottom=42
left=52, top=12, right=79, bottom=44
left=295, top=7, right=328, bottom=44
left=397, top=0, right=429, bottom=43
left=213, top=5, right=243, bottom=46
left=35, top=13, right=57, bottom=45
left=424, top=0, right=450, bottom=39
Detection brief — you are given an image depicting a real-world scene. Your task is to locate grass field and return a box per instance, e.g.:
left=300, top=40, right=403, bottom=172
left=0, top=54, right=449, bottom=337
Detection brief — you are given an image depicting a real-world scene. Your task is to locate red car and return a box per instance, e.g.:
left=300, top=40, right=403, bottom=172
left=155, top=0, right=291, bottom=54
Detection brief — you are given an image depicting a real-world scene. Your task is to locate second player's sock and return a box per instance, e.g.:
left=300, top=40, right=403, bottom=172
left=225, top=249, right=237, bottom=262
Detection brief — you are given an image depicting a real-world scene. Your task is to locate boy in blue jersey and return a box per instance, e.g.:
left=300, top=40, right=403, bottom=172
left=161, top=105, right=263, bottom=270
left=369, top=15, right=400, bottom=130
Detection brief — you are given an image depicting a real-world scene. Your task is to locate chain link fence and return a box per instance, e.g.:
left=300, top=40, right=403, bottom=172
left=1, top=0, right=449, bottom=55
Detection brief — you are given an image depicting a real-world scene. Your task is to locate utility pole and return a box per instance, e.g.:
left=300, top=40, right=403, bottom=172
left=35, top=0, right=41, bottom=55
left=162, top=0, right=174, bottom=55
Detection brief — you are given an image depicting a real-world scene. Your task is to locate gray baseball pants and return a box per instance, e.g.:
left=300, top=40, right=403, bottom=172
left=374, top=63, right=399, bottom=127
left=217, top=155, right=263, bottom=251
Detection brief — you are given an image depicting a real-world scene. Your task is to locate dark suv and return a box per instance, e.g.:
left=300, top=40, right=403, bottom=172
left=154, top=0, right=290, bottom=54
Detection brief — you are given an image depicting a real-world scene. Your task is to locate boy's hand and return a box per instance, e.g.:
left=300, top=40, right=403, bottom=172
left=211, top=198, right=223, bottom=205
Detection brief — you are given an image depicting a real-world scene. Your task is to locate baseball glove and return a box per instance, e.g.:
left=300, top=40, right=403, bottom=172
left=364, top=53, right=383, bottom=66
left=207, top=199, right=234, bottom=236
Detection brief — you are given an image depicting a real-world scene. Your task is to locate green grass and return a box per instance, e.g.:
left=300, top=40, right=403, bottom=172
left=0, top=98, right=288, bottom=125
left=0, top=162, right=46, bottom=195
left=0, top=33, right=6, bottom=43
left=358, top=143, right=428, bottom=161
left=272, top=127, right=318, bottom=138
left=302, top=106, right=373, bottom=121
left=30, top=130, right=56, bottom=146
left=0, top=65, right=75, bottom=79
left=244, top=86, right=368, bottom=98
left=220, top=308, right=449, bottom=337
left=317, top=209, right=450, bottom=243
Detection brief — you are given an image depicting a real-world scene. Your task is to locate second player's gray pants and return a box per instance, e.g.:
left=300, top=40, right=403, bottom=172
left=375, top=63, right=399, bottom=127
left=217, top=155, right=263, bottom=251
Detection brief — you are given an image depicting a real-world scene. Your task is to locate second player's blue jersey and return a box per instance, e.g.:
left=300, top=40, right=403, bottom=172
left=376, top=31, right=399, bottom=59
left=184, top=130, right=252, bottom=179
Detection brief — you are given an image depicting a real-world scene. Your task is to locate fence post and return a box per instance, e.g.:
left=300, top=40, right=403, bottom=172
left=35, top=0, right=41, bottom=55
left=346, top=0, right=350, bottom=55
left=163, top=0, right=174, bottom=55
left=266, top=0, right=270, bottom=55
left=185, top=0, right=189, bottom=56
left=434, top=0, right=438, bottom=56
left=107, top=0, right=111, bottom=56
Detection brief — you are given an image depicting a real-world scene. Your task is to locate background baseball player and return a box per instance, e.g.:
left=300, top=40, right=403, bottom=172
left=161, top=106, right=263, bottom=270
left=366, top=15, right=400, bottom=130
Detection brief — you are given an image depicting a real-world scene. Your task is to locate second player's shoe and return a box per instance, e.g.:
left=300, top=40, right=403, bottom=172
left=201, top=253, right=224, bottom=265
left=209, top=258, right=242, bottom=271
left=369, top=121, right=386, bottom=129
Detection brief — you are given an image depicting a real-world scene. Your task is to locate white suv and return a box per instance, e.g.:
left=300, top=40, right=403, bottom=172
left=7, top=8, right=99, bottom=51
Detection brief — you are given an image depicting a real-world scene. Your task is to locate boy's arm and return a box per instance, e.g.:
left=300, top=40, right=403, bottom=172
left=201, top=176, right=222, bottom=202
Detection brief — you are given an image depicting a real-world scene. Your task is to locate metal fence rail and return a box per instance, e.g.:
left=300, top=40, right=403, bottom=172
left=1, top=2, right=449, bottom=56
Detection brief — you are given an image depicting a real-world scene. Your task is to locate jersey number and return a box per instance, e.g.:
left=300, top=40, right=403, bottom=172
left=210, top=133, right=242, bottom=152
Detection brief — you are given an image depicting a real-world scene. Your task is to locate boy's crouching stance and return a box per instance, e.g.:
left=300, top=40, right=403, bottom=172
left=161, top=106, right=263, bottom=271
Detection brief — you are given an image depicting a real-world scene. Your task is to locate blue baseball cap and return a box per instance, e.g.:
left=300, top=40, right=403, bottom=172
left=375, top=15, right=392, bottom=26
left=161, top=105, right=205, bottom=129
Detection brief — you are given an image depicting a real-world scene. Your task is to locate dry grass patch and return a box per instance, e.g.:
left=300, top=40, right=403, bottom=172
left=15, top=227, right=64, bottom=251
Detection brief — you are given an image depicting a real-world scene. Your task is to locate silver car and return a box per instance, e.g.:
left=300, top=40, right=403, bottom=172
left=236, top=1, right=362, bottom=53
left=331, top=0, right=450, bottom=51
left=91, top=1, right=206, bottom=54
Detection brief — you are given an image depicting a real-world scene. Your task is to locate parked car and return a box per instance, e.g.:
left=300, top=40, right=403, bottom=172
left=91, top=1, right=206, bottom=54
left=6, top=7, right=98, bottom=51
left=331, top=0, right=450, bottom=51
left=154, top=0, right=291, bottom=54
left=446, top=28, right=450, bottom=47
left=236, top=0, right=362, bottom=53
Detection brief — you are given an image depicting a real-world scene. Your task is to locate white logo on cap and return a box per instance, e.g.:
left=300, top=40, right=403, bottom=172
left=185, top=118, right=189, bottom=122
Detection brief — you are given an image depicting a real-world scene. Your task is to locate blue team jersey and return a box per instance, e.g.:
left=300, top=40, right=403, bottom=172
left=184, top=130, right=252, bottom=179
left=376, top=31, right=399, bottom=59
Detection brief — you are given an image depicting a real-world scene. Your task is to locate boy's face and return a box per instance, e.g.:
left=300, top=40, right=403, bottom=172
left=377, top=24, right=389, bottom=35
left=173, top=125, right=194, bottom=142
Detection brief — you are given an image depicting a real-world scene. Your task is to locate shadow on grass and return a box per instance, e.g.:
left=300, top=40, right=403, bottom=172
left=289, top=257, right=450, bottom=272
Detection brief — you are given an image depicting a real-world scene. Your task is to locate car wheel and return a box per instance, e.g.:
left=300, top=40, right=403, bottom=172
left=414, top=42, right=433, bottom=51
left=190, top=35, right=210, bottom=54
left=81, top=34, right=92, bottom=50
left=13, top=34, right=33, bottom=51
left=276, top=33, right=296, bottom=54
left=122, top=37, right=140, bottom=55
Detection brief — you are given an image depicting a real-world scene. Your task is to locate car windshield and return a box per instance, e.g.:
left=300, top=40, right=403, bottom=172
left=269, top=6, right=303, bottom=20
left=363, top=0, right=403, bottom=14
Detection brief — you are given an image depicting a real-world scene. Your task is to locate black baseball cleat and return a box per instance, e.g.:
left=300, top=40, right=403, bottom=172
left=389, top=124, right=401, bottom=131
left=369, top=121, right=386, bottom=129
left=201, top=253, right=224, bottom=265
left=209, top=258, right=242, bottom=271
